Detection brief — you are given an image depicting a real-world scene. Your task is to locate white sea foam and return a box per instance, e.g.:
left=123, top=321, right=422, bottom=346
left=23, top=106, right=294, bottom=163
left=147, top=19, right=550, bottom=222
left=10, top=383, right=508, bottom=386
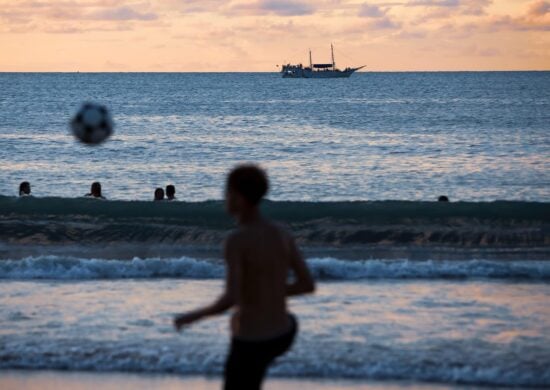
left=0, top=256, right=548, bottom=280
left=1, top=334, right=549, bottom=386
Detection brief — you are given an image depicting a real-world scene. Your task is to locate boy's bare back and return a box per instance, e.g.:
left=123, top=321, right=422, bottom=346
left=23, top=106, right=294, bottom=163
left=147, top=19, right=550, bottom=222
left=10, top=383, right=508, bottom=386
left=227, top=220, right=302, bottom=340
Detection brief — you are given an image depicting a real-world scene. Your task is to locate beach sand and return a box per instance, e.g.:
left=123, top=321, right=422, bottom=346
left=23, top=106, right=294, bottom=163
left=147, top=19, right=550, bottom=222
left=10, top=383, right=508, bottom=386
left=0, top=370, right=466, bottom=390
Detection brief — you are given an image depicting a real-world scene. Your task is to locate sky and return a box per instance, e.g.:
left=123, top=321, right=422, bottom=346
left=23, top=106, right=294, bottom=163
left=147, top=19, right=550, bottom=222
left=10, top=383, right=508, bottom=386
left=0, top=0, right=548, bottom=71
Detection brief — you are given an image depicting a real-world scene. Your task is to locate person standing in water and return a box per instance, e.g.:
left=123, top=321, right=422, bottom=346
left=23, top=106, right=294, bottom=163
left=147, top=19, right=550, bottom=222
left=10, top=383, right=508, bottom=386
left=165, top=184, right=176, bottom=201
left=154, top=187, right=165, bottom=201
left=85, top=182, right=105, bottom=199
left=19, top=181, right=31, bottom=197
left=174, top=164, right=315, bottom=390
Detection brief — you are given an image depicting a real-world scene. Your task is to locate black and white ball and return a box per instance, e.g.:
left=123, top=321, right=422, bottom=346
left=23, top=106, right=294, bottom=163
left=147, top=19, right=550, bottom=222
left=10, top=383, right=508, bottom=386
left=70, top=103, right=113, bottom=145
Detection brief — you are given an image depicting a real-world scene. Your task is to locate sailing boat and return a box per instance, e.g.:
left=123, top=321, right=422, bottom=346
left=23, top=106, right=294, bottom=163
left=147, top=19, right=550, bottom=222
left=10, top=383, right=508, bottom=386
left=281, top=44, right=364, bottom=78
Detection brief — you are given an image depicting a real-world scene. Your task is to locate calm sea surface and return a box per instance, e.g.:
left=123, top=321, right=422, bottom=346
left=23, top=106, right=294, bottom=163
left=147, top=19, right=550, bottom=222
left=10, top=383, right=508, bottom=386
left=0, top=72, right=549, bottom=201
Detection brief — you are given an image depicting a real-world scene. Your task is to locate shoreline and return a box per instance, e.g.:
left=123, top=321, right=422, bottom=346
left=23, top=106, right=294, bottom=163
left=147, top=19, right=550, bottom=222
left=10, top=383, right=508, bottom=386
left=0, top=370, right=474, bottom=390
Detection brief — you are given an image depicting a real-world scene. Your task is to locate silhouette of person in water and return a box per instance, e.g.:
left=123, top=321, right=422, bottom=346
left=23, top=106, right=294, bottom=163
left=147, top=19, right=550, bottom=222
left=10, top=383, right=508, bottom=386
left=19, top=181, right=31, bottom=197
left=165, top=185, right=176, bottom=201
left=174, top=164, right=315, bottom=390
left=438, top=195, right=449, bottom=202
left=154, top=187, right=165, bottom=201
left=85, top=182, right=105, bottom=199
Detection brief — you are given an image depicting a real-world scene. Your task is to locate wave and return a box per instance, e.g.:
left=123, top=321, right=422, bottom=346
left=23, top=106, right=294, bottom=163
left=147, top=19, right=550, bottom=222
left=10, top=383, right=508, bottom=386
left=2, top=195, right=549, bottom=223
left=1, top=196, right=549, bottom=251
left=1, top=336, right=549, bottom=387
left=1, top=256, right=549, bottom=280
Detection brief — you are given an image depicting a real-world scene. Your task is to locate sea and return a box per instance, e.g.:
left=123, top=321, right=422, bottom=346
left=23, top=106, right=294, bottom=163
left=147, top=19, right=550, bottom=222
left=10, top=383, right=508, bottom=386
left=1, top=72, right=549, bottom=388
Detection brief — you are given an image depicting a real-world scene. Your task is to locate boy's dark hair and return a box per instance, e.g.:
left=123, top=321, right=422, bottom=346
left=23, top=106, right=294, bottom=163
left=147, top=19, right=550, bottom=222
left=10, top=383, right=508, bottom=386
left=166, top=185, right=175, bottom=196
left=19, top=181, right=30, bottom=192
left=227, top=164, right=269, bottom=205
left=91, top=182, right=102, bottom=194
left=155, top=187, right=165, bottom=196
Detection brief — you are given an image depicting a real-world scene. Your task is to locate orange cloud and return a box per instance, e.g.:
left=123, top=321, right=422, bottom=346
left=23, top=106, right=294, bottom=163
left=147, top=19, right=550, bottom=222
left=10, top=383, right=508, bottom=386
left=405, top=0, right=492, bottom=15
left=229, top=0, right=316, bottom=16
left=452, top=1, right=550, bottom=33
left=0, top=0, right=159, bottom=31
left=357, top=2, right=400, bottom=29
left=528, top=0, right=550, bottom=16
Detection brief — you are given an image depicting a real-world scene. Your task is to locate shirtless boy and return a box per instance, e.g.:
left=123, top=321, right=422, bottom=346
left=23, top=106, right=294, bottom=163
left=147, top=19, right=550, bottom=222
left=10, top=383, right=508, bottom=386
left=174, top=164, right=315, bottom=390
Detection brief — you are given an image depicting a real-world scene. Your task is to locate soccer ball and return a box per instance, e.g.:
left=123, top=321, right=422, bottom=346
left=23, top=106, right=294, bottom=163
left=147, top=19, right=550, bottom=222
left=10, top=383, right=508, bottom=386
left=70, top=103, right=114, bottom=145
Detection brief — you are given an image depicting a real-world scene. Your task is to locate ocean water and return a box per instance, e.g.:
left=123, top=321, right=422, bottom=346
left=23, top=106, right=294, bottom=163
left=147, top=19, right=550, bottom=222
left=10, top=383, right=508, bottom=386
left=0, top=72, right=549, bottom=201
left=1, top=274, right=549, bottom=387
left=1, top=72, right=549, bottom=387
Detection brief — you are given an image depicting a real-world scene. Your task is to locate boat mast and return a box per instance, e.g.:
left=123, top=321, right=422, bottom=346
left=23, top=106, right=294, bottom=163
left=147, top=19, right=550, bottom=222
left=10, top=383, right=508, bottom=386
left=331, top=43, right=335, bottom=70
left=309, top=49, right=312, bottom=69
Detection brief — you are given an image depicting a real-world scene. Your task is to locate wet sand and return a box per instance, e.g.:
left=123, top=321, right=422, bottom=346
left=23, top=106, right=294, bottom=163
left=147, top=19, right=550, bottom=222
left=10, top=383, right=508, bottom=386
left=0, top=370, right=468, bottom=390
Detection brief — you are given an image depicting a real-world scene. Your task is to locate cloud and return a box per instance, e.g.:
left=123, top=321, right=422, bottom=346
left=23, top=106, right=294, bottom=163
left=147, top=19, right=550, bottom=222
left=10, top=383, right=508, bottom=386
left=169, top=0, right=227, bottom=14
left=261, top=0, right=314, bottom=15
left=528, top=0, right=550, bottom=17
left=484, top=15, right=550, bottom=31
left=394, top=29, right=427, bottom=39
left=357, top=2, right=399, bottom=30
left=44, top=23, right=133, bottom=33
left=229, top=0, right=315, bottom=16
left=0, top=1, right=161, bottom=33
left=368, top=17, right=401, bottom=29
left=47, top=3, right=159, bottom=21
left=406, top=0, right=492, bottom=16
left=0, top=1, right=159, bottom=22
left=0, top=9, right=32, bottom=24
left=359, top=3, right=386, bottom=17
left=460, top=1, right=550, bottom=33
left=407, top=0, right=460, bottom=6
left=174, top=0, right=316, bottom=16
left=435, top=2, right=550, bottom=37
left=88, top=6, right=158, bottom=20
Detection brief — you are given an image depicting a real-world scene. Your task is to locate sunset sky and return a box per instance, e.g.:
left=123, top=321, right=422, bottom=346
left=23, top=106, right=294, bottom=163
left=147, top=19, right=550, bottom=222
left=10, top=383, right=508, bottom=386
left=0, top=0, right=548, bottom=71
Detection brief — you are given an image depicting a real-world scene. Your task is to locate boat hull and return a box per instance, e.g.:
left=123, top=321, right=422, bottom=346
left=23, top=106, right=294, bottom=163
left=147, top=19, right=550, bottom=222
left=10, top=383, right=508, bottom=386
left=282, top=68, right=359, bottom=78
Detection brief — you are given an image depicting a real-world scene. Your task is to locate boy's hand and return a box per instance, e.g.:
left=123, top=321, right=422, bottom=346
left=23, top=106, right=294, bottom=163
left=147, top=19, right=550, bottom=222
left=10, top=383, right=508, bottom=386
left=173, top=312, right=200, bottom=331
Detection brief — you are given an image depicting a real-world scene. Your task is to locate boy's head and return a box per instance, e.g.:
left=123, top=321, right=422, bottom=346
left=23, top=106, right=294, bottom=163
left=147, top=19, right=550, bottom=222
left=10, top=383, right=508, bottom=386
left=154, top=187, right=165, bottom=201
left=91, top=182, right=102, bottom=197
left=166, top=184, right=176, bottom=199
left=225, top=164, right=268, bottom=215
left=19, top=181, right=31, bottom=196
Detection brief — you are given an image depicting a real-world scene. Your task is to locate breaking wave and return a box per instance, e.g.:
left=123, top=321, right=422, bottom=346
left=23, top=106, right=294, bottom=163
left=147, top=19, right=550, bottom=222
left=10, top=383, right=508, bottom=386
left=1, top=256, right=549, bottom=280
left=2, top=337, right=549, bottom=387
left=1, top=196, right=549, bottom=249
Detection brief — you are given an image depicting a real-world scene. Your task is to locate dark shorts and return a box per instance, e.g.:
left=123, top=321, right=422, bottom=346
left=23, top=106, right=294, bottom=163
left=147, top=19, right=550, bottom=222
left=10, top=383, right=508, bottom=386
left=224, top=314, right=298, bottom=390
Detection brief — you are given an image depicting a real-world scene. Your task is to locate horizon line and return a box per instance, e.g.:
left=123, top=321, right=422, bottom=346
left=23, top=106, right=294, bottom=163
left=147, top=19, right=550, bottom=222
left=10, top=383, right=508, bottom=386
left=1, top=70, right=549, bottom=74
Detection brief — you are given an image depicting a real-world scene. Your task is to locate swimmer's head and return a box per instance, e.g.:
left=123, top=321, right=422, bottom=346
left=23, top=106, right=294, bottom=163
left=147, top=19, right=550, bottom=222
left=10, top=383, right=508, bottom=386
left=225, top=164, right=268, bottom=215
left=166, top=185, right=176, bottom=200
left=19, top=181, right=31, bottom=196
left=438, top=195, right=449, bottom=202
left=154, top=187, right=165, bottom=201
left=91, top=182, right=102, bottom=197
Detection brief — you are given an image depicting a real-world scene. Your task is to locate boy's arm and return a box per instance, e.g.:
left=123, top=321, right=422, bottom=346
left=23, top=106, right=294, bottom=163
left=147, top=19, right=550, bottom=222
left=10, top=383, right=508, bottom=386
left=174, top=235, right=241, bottom=330
left=286, top=234, right=315, bottom=297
